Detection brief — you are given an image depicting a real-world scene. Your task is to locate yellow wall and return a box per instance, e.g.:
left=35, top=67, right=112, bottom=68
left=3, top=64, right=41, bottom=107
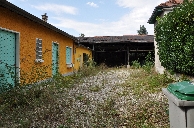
left=74, top=45, right=92, bottom=71
left=0, top=7, right=75, bottom=83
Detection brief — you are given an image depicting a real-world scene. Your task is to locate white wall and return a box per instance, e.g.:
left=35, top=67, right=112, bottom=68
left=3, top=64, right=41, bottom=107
left=154, top=8, right=173, bottom=74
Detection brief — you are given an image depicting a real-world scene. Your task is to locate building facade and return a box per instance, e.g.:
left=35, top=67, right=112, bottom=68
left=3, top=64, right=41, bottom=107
left=0, top=0, right=92, bottom=87
left=148, top=0, right=182, bottom=74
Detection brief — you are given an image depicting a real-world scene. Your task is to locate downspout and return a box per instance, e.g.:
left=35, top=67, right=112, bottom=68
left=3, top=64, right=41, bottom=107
left=72, top=39, right=77, bottom=73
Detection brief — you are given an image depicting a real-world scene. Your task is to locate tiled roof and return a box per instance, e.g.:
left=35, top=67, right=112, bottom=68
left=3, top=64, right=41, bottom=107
left=148, top=0, right=182, bottom=24
left=159, top=0, right=183, bottom=6
left=0, top=0, right=77, bottom=41
left=77, top=35, right=154, bottom=43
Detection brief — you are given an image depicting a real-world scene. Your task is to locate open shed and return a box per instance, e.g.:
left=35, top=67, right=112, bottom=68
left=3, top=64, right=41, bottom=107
left=77, top=35, right=154, bottom=67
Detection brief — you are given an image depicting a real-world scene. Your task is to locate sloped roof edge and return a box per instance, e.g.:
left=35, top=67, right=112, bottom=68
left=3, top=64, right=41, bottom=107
left=147, top=6, right=165, bottom=24
left=77, top=35, right=154, bottom=43
left=76, top=44, right=93, bottom=51
left=0, top=0, right=77, bottom=41
left=148, top=0, right=182, bottom=24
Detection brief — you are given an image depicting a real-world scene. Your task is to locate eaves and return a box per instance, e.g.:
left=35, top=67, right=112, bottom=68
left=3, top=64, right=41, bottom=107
left=0, top=0, right=77, bottom=41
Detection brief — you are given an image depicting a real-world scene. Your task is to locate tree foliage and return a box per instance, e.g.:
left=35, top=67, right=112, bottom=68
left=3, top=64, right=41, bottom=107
left=79, top=33, right=85, bottom=37
left=137, top=25, right=148, bottom=35
left=155, top=0, right=194, bottom=75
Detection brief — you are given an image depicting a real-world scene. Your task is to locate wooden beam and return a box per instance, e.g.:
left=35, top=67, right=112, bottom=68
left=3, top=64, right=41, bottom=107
left=130, top=50, right=154, bottom=52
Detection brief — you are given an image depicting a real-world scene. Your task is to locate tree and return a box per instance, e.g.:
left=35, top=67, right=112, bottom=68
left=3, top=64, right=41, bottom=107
left=79, top=33, right=85, bottom=37
left=155, top=0, right=194, bottom=75
left=137, top=25, right=148, bottom=35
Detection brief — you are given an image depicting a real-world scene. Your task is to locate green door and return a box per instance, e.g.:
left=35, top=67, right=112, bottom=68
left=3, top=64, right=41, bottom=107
left=0, top=29, right=16, bottom=90
left=52, top=43, right=59, bottom=76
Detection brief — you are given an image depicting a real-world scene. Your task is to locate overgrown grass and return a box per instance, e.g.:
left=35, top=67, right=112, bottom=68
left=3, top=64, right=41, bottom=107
left=0, top=60, right=183, bottom=127
left=119, top=68, right=173, bottom=127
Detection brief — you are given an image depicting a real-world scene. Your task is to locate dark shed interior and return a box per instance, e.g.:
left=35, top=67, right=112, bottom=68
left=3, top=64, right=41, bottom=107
left=77, top=35, right=154, bottom=67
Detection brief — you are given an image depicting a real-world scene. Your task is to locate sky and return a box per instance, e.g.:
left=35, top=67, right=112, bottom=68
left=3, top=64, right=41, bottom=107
left=7, top=0, right=167, bottom=37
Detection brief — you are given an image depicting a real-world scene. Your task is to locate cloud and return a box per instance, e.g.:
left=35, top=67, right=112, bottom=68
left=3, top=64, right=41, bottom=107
left=116, top=0, right=166, bottom=8
left=32, top=3, right=77, bottom=15
left=52, top=15, right=149, bottom=36
left=52, top=17, right=99, bottom=35
left=51, top=0, right=167, bottom=36
left=87, top=2, right=99, bottom=8
left=7, top=0, right=167, bottom=36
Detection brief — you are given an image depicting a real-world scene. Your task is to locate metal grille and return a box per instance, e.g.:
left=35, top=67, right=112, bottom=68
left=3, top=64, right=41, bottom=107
left=36, top=38, right=42, bottom=60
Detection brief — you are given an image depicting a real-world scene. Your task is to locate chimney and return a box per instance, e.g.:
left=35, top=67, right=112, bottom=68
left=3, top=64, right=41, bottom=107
left=41, top=13, right=48, bottom=22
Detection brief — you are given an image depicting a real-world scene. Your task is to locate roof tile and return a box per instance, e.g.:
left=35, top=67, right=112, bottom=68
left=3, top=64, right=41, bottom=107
left=148, top=0, right=183, bottom=24
left=159, top=0, right=182, bottom=7
left=77, top=35, right=154, bottom=43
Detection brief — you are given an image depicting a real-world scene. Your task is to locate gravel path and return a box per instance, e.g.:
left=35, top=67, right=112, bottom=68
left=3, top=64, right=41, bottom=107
left=60, top=69, right=132, bottom=127
left=70, top=69, right=131, bottom=104
left=59, top=68, right=168, bottom=127
left=0, top=68, right=170, bottom=128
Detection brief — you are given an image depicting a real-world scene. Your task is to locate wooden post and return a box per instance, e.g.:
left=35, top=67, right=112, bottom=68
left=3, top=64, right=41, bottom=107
left=92, top=44, right=95, bottom=61
left=127, top=46, right=130, bottom=68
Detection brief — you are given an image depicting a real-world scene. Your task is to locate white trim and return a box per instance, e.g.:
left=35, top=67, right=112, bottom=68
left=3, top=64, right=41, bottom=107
left=52, top=41, right=59, bottom=45
left=35, top=59, right=44, bottom=63
left=0, top=27, right=19, bottom=33
left=66, top=63, right=74, bottom=68
left=163, top=7, right=174, bottom=11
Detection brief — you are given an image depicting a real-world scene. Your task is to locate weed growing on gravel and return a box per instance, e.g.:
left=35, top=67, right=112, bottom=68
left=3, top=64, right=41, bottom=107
left=0, top=60, right=101, bottom=127
left=89, top=85, right=102, bottom=92
left=76, top=59, right=98, bottom=77
left=117, top=59, right=174, bottom=127
left=115, top=68, right=172, bottom=128
left=0, top=61, right=176, bottom=127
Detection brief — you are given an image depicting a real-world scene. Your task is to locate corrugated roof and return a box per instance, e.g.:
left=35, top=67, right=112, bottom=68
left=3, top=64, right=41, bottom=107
left=77, top=35, right=154, bottom=43
left=0, top=0, right=77, bottom=41
left=148, top=0, right=182, bottom=24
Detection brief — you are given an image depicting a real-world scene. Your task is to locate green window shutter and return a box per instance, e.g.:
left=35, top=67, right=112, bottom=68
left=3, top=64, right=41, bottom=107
left=52, top=42, right=59, bottom=76
left=66, top=47, right=72, bottom=64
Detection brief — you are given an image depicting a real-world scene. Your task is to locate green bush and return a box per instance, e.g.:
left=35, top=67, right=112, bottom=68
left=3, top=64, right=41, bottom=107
left=155, top=0, right=194, bottom=75
left=131, top=60, right=141, bottom=69
left=142, top=52, right=154, bottom=72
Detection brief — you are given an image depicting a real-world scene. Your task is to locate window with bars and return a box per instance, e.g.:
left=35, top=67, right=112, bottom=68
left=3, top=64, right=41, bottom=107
left=35, top=38, right=44, bottom=63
